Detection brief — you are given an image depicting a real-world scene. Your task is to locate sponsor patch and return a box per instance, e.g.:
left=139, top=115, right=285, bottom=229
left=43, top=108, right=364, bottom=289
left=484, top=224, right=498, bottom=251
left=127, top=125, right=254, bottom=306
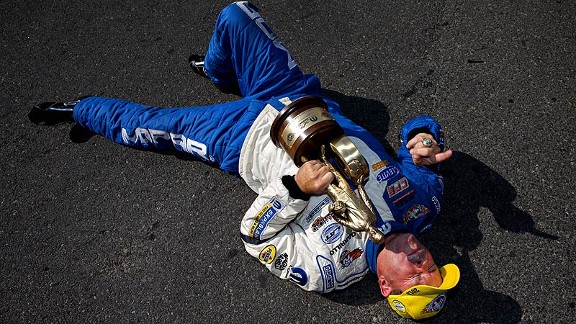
left=376, top=166, right=400, bottom=182
left=329, top=232, right=357, bottom=255
left=379, top=222, right=392, bottom=235
left=274, top=253, right=288, bottom=270
left=317, top=255, right=336, bottom=292
left=393, top=300, right=407, bottom=313
left=393, top=190, right=416, bottom=208
left=403, top=204, right=430, bottom=223
left=289, top=266, right=308, bottom=286
left=249, top=197, right=285, bottom=239
left=122, top=128, right=215, bottom=162
left=304, top=196, right=331, bottom=223
left=321, top=223, right=344, bottom=244
left=259, top=245, right=276, bottom=264
left=387, top=177, right=410, bottom=198
left=322, top=264, right=335, bottom=290
left=311, top=214, right=333, bottom=232
left=339, top=248, right=363, bottom=268
left=372, top=160, right=389, bottom=172
left=421, top=293, right=446, bottom=315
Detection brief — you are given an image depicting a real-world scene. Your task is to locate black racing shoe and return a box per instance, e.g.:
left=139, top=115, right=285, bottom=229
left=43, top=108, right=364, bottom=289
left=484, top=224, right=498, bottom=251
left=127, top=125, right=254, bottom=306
left=188, top=54, right=208, bottom=78
left=188, top=54, right=241, bottom=96
left=28, top=101, right=77, bottom=125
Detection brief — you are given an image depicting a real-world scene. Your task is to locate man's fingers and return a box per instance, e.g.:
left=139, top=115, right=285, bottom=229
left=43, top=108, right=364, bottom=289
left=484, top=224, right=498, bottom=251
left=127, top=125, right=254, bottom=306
left=305, top=159, right=325, bottom=171
left=410, top=147, right=438, bottom=157
left=432, top=149, right=453, bottom=164
left=406, top=136, right=421, bottom=149
left=321, top=170, right=334, bottom=185
left=412, top=149, right=453, bottom=166
left=296, top=160, right=335, bottom=195
left=406, top=133, right=436, bottom=149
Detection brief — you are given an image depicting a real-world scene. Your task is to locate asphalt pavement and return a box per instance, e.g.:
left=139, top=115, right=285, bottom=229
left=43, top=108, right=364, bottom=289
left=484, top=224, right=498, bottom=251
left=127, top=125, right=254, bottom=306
left=1, top=0, right=575, bottom=323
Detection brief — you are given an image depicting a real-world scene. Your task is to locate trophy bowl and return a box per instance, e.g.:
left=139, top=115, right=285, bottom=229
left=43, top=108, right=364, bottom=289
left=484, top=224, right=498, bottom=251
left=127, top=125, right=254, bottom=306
left=270, top=96, right=344, bottom=166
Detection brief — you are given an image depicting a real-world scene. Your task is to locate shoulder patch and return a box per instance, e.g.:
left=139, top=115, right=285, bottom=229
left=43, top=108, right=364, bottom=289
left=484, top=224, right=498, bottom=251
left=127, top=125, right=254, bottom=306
left=249, top=197, right=285, bottom=239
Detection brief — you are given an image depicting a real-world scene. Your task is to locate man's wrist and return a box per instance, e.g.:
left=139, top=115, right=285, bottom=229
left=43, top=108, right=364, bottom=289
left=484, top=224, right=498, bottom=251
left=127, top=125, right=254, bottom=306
left=406, top=127, right=433, bottom=142
left=281, top=175, right=311, bottom=201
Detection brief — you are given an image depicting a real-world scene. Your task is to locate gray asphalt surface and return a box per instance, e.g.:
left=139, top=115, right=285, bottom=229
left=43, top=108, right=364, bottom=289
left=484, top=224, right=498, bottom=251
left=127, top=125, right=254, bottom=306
left=1, top=0, right=575, bottom=323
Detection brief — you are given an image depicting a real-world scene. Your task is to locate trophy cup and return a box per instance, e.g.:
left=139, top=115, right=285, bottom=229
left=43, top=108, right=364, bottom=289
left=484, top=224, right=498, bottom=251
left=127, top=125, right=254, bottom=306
left=270, top=96, right=385, bottom=244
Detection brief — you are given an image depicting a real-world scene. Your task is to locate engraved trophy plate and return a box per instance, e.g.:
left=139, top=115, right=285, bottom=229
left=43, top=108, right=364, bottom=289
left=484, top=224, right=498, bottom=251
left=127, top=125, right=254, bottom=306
left=280, top=107, right=335, bottom=149
left=271, top=96, right=343, bottom=165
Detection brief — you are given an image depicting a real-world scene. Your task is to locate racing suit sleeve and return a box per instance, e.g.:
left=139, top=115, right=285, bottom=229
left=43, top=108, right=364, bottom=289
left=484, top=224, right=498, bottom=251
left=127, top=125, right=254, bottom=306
left=239, top=103, right=310, bottom=243
left=396, top=115, right=447, bottom=230
left=397, top=115, right=446, bottom=174
left=240, top=174, right=308, bottom=242
left=241, top=173, right=341, bottom=292
left=239, top=170, right=316, bottom=289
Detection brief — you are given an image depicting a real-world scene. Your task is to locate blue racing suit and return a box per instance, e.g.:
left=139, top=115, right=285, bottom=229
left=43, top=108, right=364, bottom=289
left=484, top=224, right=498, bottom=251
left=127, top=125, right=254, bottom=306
left=72, top=1, right=447, bottom=293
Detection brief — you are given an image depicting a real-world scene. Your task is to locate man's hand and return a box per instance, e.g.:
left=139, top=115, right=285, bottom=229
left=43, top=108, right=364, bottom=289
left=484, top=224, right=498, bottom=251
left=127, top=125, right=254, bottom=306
left=406, top=133, right=453, bottom=166
left=294, top=160, right=334, bottom=195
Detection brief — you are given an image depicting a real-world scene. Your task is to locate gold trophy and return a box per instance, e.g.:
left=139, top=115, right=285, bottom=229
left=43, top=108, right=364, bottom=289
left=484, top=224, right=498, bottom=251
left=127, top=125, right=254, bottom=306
left=270, top=96, right=385, bottom=244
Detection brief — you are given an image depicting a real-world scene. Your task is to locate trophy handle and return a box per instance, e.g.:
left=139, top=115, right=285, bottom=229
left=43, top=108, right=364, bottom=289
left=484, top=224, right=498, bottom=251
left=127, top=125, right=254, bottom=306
left=329, top=135, right=369, bottom=185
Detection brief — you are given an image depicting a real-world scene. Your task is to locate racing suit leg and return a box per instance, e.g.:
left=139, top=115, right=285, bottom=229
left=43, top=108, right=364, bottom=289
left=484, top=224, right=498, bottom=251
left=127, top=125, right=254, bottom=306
left=204, top=2, right=308, bottom=99
left=73, top=96, right=262, bottom=174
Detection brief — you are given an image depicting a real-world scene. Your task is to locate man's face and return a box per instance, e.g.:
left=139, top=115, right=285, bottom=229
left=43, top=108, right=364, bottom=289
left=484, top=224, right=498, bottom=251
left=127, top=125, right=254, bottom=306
left=377, top=233, right=442, bottom=296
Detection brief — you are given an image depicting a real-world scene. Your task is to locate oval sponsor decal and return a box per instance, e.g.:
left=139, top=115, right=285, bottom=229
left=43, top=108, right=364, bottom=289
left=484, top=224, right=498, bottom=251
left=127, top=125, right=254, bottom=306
left=272, top=199, right=283, bottom=209
left=393, top=300, right=406, bottom=313
left=429, top=293, right=446, bottom=312
left=321, top=223, right=344, bottom=244
left=376, top=166, right=400, bottom=182
left=259, top=245, right=276, bottom=264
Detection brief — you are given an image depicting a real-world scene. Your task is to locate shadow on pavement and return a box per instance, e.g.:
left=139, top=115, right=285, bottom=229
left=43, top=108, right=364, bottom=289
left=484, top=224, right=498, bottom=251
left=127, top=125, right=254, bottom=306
left=429, top=151, right=557, bottom=322
left=322, top=89, right=393, bottom=155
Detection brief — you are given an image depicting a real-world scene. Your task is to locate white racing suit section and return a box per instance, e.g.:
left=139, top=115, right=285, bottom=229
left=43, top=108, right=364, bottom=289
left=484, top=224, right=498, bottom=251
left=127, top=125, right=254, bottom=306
left=239, top=105, right=371, bottom=292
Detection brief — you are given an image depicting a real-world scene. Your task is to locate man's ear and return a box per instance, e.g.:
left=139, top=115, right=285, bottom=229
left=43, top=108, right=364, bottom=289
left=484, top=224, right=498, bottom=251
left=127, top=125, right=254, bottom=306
left=378, top=275, right=394, bottom=297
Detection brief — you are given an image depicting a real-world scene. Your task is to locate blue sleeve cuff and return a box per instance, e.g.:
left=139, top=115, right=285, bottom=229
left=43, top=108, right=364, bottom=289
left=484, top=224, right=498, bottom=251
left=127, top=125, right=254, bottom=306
left=400, top=115, right=445, bottom=152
